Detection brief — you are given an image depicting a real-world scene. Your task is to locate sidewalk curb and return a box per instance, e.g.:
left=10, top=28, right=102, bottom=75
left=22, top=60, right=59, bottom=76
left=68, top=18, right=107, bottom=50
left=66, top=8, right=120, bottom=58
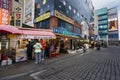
left=30, top=70, right=46, bottom=80
left=0, top=67, right=45, bottom=80
left=0, top=49, right=92, bottom=80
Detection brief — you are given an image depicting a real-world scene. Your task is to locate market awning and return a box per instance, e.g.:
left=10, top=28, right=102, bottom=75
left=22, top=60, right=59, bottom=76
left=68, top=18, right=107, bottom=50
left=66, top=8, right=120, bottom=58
left=0, top=25, right=21, bottom=34
left=19, top=29, right=56, bottom=39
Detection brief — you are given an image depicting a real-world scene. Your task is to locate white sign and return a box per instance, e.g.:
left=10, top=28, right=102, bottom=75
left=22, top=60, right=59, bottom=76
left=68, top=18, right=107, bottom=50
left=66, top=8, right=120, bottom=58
left=23, top=0, right=35, bottom=27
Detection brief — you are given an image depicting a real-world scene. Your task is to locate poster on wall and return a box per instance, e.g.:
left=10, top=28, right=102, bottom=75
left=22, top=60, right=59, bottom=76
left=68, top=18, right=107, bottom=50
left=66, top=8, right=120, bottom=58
left=16, top=49, right=27, bottom=62
left=14, top=7, right=22, bottom=27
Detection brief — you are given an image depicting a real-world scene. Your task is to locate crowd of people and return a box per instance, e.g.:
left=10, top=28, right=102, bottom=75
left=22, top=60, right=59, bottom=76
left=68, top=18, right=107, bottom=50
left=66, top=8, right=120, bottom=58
left=26, top=39, right=57, bottom=64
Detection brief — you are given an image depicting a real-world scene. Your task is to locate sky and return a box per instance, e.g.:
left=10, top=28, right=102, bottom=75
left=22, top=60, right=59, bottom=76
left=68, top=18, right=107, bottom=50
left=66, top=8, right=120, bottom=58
left=92, top=0, right=120, bottom=10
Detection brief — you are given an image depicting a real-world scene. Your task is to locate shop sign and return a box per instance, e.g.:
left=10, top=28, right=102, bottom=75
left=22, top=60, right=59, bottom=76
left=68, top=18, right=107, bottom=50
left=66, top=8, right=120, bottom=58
left=18, top=35, right=54, bottom=39
left=0, top=0, right=12, bottom=25
left=14, top=7, right=22, bottom=27
left=0, top=8, right=10, bottom=25
left=36, top=12, right=50, bottom=23
left=54, top=10, right=74, bottom=24
left=53, top=27, right=80, bottom=37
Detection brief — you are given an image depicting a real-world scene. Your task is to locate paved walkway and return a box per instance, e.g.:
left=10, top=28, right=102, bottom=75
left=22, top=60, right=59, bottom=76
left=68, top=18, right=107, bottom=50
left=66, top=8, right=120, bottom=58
left=0, top=49, right=88, bottom=80
left=30, top=46, right=120, bottom=80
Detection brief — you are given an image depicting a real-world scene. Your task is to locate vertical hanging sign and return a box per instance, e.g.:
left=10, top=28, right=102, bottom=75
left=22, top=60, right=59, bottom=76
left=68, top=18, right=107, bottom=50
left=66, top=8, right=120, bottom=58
left=14, top=7, right=22, bottom=27
left=0, top=0, right=12, bottom=25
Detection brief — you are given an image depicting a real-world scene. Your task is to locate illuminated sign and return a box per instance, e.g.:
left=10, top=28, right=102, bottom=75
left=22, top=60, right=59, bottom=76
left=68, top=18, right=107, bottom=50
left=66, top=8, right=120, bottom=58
left=108, top=8, right=118, bottom=31
left=108, top=19, right=118, bottom=31
left=0, top=8, right=10, bottom=25
left=36, top=12, right=50, bottom=22
left=0, top=0, right=12, bottom=25
left=54, top=10, right=74, bottom=24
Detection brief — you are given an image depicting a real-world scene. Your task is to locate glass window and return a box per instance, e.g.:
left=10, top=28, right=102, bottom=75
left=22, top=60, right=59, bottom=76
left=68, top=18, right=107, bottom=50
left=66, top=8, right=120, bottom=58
left=65, top=23, right=73, bottom=32
left=58, top=19, right=73, bottom=32
left=58, top=19, right=65, bottom=28
left=37, top=19, right=50, bottom=29
left=74, top=27, right=80, bottom=33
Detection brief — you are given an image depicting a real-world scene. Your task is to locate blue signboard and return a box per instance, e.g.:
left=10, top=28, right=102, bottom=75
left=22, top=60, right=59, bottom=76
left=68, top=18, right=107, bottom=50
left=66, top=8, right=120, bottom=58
left=53, top=27, right=81, bottom=37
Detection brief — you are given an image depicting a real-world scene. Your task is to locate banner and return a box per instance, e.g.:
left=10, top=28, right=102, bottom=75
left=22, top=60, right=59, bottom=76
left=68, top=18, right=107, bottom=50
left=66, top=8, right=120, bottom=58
left=0, top=8, right=10, bottom=25
left=108, top=8, right=118, bottom=31
left=23, top=0, right=35, bottom=27
left=108, top=19, right=118, bottom=31
left=14, top=7, right=22, bottom=27
left=0, top=0, right=12, bottom=25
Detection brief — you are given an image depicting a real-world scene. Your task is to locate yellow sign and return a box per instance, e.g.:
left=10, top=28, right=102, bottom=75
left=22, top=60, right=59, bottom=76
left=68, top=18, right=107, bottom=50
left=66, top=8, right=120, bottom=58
left=25, top=0, right=30, bottom=4
left=36, top=12, right=50, bottom=22
left=8, top=34, right=18, bottom=38
left=54, top=10, right=74, bottom=24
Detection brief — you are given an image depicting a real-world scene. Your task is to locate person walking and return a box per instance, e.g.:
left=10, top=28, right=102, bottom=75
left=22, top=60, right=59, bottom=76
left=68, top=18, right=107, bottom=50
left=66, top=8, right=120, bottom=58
left=26, top=41, right=33, bottom=60
left=40, top=39, right=46, bottom=60
left=33, top=40, right=42, bottom=64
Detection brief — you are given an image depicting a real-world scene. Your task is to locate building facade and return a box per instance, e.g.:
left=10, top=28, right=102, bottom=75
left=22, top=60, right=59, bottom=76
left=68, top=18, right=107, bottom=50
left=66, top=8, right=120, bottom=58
left=34, top=0, right=94, bottom=49
left=108, top=7, right=119, bottom=45
left=93, top=11, right=99, bottom=40
left=34, top=0, right=94, bottom=37
left=95, top=8, right=108, bottom=44
left=95, top=7, right=120, bottom=45
left=118, top=6, right=120, bottom=41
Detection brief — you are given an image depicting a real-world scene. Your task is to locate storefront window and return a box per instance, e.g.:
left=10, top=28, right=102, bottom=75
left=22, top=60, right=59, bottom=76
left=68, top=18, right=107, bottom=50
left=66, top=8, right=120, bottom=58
left=65, top=23, right=73, bottom=32
left=58, top=19, right=73, bottom=32
left=74, top=27, right=80, bottom=34
left=37, top=19, right=50, bottom=29
left=58, top=19, right=66, bottom=28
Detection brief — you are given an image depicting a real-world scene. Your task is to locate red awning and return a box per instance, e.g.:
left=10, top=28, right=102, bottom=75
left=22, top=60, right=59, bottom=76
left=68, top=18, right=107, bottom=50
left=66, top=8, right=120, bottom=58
left=19, top=29, right=56, bottom=39
left=0, top=25, right=21, bottom=34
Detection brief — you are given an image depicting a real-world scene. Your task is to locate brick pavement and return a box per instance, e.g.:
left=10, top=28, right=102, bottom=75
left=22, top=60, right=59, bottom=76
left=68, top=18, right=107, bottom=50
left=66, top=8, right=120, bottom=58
left=0, top=49, right=87, bottom=80
left=32, top=46, right=120, bottom=80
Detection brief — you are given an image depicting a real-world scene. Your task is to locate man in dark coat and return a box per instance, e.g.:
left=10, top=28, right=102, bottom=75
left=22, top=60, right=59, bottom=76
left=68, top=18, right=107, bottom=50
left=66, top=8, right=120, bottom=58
left=26, top=41, right=33, bottom=60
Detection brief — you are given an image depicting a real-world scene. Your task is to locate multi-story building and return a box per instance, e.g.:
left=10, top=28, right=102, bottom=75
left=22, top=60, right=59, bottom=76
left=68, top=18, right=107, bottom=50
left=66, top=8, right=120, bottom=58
left=34, top=0, right=94, bottom=49
left=95, top=8, right=108, bottom=44
left=95, top=7, right=120, bottom=45
left=108, top=7, right=119, bottom=45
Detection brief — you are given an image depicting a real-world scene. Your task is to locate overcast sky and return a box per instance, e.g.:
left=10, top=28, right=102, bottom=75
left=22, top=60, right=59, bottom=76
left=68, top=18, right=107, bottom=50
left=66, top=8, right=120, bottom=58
left=92, top=0, right=120, bottom=10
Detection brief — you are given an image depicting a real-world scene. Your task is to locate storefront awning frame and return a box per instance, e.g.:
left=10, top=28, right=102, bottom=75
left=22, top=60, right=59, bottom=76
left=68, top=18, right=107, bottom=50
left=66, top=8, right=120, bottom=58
left=18, top=29, right=56, bottom=39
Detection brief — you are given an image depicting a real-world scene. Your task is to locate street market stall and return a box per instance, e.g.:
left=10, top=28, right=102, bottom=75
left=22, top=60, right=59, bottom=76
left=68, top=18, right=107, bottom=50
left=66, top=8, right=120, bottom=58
left=0, top=25, right=21, bottom=66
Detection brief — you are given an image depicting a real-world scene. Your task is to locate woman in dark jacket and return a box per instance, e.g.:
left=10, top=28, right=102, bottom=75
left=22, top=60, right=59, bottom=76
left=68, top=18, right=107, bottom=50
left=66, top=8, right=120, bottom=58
left=45, top=42, right=50, bottom=58
left=26, top=41, right=33, bottom=60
